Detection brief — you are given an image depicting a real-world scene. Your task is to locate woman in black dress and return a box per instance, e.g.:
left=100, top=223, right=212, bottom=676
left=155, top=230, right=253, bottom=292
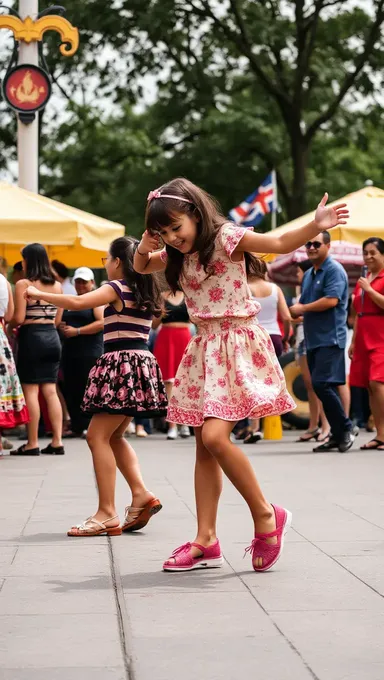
left=8, top=243, right=64, bottom=456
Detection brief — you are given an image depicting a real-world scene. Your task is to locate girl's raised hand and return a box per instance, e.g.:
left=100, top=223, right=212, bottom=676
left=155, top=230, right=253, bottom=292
left=314, top=193, right=349, bottom=231
left=138, top=230, right=161, bottom=255
left=24, top=285, right=40, bottom=301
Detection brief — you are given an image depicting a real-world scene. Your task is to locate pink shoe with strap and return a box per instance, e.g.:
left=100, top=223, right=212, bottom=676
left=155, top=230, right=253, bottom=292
left=245, top=504, right=292, bottom=572
left=163, top=539, right=224, bottom=572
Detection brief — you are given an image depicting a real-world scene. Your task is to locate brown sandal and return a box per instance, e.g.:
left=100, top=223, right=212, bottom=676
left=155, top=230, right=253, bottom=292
left=122, top=498, right=162, bottom=532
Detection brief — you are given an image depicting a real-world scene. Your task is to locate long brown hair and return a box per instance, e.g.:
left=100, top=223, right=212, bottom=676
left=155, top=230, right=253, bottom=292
left=145, top=177, right=264, bottom=292
left=109, top=237, right=163, bottom=317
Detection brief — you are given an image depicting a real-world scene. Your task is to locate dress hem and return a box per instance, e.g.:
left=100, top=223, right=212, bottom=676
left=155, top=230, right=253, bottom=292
left=82, top=406, right=168, bottom=418
left=167, top=396, right=296, bottom=427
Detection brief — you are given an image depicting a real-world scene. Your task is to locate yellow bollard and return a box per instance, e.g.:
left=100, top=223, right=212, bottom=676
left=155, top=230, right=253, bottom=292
left=263, top=415, right=283, bottom=440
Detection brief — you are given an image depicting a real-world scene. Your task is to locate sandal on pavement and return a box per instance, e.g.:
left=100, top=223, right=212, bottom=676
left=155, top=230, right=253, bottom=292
left=122, top=497, right=162, bottom=532
left=163, top=539, right=224, bottom=572
left=296, top=427, right=320, bottom=442
left=245, top=504, right=292, bottom=572
left=10, top=444, right=40, bottom=456
left=316, top=431, right=330, bottom=443
left=67, top=515, right=122, bottom=537
left=360, top=438, right=384, bottom=450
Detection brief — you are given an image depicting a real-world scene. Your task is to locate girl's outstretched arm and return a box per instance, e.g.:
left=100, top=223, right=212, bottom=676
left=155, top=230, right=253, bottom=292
left=24, top=284, right=117, bottom=311
left=134, top=231, right=167, bottom=274
left=235, top=194, right=349, bottom=255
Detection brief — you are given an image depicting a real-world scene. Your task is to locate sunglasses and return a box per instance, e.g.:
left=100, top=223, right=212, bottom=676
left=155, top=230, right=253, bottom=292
left=305, top=241, right=323, bottom=250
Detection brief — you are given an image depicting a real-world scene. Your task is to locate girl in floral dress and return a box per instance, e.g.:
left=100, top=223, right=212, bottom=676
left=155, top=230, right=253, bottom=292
left=26, top=237, right=167, bottom=536
left=134, top=178, right=349, bottom=572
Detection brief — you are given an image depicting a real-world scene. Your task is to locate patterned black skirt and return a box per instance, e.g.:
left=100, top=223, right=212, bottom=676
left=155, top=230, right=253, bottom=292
left=82, top=348, right=168, bottom=418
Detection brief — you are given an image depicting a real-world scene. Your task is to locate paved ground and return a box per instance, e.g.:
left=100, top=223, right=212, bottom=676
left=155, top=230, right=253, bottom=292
left=0, top=430, right=383, bottom=680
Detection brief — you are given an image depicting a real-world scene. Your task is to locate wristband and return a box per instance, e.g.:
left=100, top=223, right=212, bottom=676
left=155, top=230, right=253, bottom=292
left=137, top=246, right=149, bottom=257
left=77, top=328, right=81, bottom=336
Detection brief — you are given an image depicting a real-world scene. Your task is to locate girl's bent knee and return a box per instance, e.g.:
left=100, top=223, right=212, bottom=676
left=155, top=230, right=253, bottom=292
left=201, top=429, right=226, bottom=457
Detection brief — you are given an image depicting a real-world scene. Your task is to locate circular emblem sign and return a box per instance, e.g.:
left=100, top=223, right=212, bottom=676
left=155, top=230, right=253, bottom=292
left=2, top=64, right=51, bottom=113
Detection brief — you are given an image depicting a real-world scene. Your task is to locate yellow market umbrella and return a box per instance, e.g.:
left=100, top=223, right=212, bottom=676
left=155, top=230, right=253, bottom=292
left=263, top=185, right=384, bottom=262
left=0, top=182, right=125, bottom=268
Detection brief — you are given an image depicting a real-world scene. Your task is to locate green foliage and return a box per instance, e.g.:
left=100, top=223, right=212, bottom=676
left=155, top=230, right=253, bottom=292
left=1, top=0, right=383, bottom=228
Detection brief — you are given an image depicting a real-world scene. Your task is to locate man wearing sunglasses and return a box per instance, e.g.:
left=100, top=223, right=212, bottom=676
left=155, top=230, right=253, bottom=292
left=290, top=231, right=354, bottom=453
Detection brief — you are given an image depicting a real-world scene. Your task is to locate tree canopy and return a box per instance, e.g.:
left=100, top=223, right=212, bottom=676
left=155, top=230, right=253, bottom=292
left=0, top=0, right=383, bottom=233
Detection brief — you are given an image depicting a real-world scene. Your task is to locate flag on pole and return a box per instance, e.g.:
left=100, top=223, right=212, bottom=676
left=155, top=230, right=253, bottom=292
left=229, top=172, right=277, bottom=227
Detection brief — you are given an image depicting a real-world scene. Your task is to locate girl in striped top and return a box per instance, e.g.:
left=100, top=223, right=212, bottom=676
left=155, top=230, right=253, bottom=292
left=26, top=237, right=167, bottom=537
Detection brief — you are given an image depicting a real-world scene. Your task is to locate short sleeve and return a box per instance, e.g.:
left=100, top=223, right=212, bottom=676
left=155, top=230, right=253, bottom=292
left=323, top=266, right=346, bottom=300
left=159, top=249, right=168, bottom=263
left=219, top=223, right=253, bottom=260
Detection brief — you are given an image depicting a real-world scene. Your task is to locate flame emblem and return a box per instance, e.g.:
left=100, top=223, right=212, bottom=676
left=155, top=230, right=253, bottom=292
left=10, top=70, right=45, bottom=104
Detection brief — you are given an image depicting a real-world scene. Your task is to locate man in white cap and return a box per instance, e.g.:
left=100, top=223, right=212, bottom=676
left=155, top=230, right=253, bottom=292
left=59, top=267, right=104, bottom=437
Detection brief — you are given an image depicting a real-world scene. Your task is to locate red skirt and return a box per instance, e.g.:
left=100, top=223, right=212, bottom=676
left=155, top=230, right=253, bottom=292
left=154, top=326, right=192, bottom=382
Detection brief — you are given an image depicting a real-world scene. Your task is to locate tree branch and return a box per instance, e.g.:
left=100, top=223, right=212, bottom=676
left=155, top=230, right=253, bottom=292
left=305, top=0, right=384, bottom=142
left=185, top=0, right=292, bottom=122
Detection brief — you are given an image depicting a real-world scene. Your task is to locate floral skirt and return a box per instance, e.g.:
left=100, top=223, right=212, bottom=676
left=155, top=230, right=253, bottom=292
left=0, top=326, right=29, bottom=429
left=167, top=317, right=296, bottom=427
left=82, top=348, right=168, bottom=418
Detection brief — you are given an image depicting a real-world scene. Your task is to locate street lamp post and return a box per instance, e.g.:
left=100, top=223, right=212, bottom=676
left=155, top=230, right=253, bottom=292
left=18, top=0, right=39, bottom=193
left=0, top=2, right=78, bottom=193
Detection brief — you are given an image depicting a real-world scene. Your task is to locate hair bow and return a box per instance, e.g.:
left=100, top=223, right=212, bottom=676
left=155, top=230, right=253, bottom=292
left=147, top=189, right=162, bottom=202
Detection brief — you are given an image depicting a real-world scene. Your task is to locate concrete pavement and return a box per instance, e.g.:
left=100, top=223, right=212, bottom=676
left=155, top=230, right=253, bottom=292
left=0, top=430, right=383, bottom=680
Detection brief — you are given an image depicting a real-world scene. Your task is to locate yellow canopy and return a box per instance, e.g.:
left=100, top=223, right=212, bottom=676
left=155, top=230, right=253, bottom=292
left=0, top=182, right=125, bottom=268
left=263, top=186, right=384, bottom=262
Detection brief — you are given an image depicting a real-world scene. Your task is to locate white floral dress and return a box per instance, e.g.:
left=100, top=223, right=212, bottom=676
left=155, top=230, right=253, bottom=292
left=161, top=223, right=296, bottom=427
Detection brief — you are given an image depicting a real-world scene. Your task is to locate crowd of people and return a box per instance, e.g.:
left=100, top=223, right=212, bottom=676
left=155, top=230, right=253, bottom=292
left=0, top=178, right=383, bottom=573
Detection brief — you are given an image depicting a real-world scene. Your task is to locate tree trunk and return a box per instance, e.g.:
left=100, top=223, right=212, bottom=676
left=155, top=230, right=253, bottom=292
left=286, top=130, right=309, bottom=220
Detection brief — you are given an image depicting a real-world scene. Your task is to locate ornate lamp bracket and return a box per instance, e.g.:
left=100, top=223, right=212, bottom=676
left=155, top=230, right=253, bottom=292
left=0, top=7, right=79, bottom=57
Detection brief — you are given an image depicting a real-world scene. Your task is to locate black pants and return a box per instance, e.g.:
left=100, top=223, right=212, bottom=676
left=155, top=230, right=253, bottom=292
left=62, top=355, right=98, bottom=434
left=307, top=346, right=352, bottom=442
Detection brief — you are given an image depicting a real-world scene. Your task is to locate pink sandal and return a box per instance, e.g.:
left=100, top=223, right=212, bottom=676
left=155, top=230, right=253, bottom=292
left=245, top=505, right=292, bottom=572
left=163, top=539, right=224, bottom=572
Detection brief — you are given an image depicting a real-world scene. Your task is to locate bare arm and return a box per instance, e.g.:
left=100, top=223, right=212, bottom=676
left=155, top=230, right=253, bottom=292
left=9, top=280, right=28, bottom=328
left=235, top=194, right=349, bottom=255
left=277, top=287, right=292, bottom=342
left=4, top=282, right=14, bottom=322
left=302, top=297, right=339, bottom=313
left=25, top=285, right=117, bottom=311
left=133, top=231, right=166, bottom=274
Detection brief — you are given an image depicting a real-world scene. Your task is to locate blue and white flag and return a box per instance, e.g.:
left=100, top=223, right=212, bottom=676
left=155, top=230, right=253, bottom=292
left=229, top=173, right=276, bottom=227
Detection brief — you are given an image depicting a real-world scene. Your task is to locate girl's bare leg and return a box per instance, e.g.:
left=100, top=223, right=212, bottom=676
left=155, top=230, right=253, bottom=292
left=110, top=417, right=156, bottom=508
left=167, top=426, right=223, bottom=562
left=85, top=414, right=128, bottom=526
left=201, top=418, right=275, bottom=537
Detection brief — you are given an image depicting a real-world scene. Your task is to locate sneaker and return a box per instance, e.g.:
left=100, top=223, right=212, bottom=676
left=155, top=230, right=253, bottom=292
left=1, top=438, right=13, bottom=450
left=338, top=430, right=355, bottom=453
left=179, top=425, right=190, bottom=439
left=313, top=436, right=339, bottom=452
left=167, top=427, right=178, bottom=440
